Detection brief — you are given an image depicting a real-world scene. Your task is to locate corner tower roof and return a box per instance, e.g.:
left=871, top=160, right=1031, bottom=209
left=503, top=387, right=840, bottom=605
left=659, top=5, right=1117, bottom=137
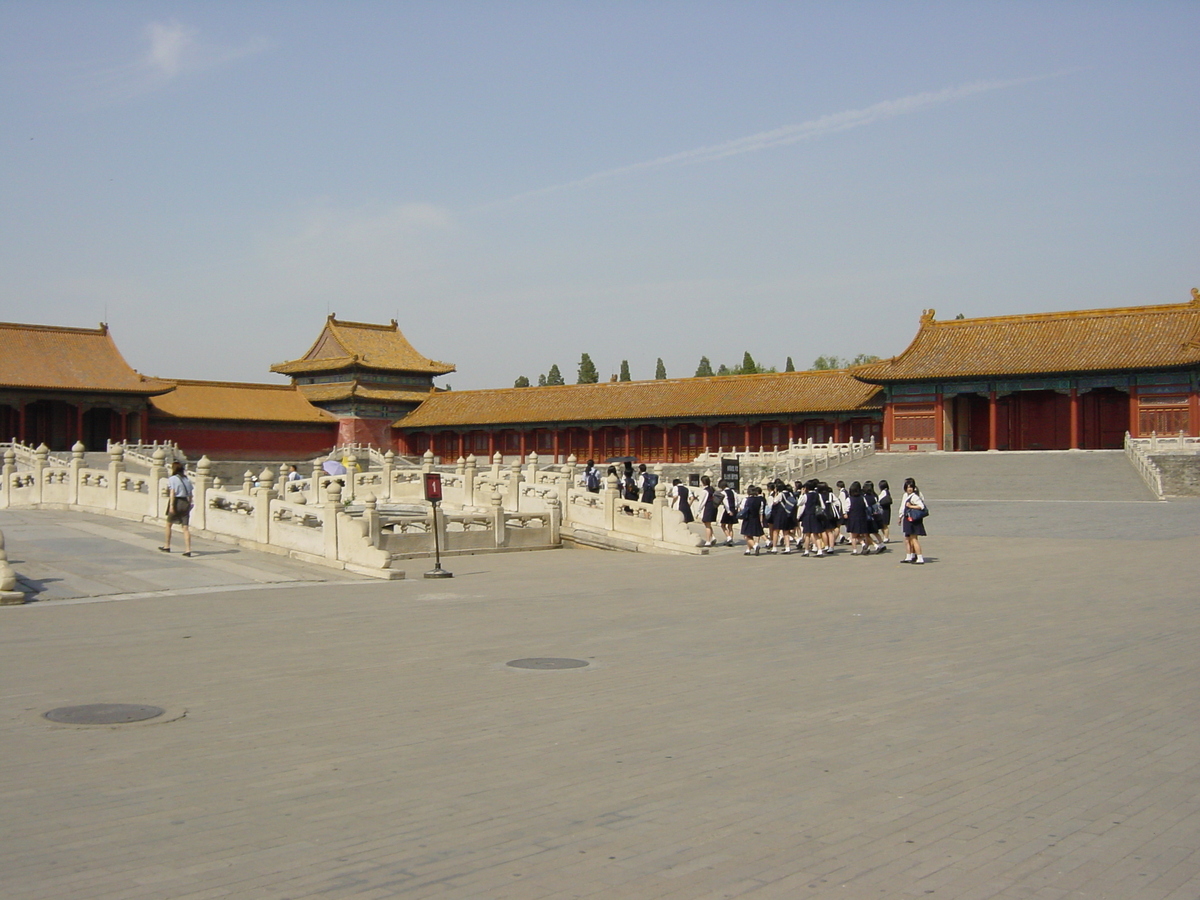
left=854, top=289, right=1200, bottom=384
left=270, top=315, right=455, bottom=377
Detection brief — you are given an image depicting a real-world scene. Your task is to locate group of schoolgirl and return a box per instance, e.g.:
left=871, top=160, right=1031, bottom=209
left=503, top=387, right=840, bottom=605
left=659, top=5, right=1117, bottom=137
left=682, top=475, right=929, bottom=564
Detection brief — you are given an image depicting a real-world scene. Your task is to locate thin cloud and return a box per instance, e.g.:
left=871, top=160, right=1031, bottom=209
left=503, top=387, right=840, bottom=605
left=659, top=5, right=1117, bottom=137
left=484, top=75, right=1063, bottom=208
left=84, top=20, right=271, bottom=102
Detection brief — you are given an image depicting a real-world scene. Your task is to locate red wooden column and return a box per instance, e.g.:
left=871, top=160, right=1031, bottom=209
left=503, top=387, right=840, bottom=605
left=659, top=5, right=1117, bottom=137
left=742, top=423, right=751, bottom=451
left=702, top=424, right=712, bottom=454
left=553, top=430, right=561, bottom=463
left=988, top=391, right=998, bottom=450
left=519, top=431, right=527, bottom=460
left=487, top=432, right=496, bottom=457
left=622, top=427, right=630, bottom=457
left=1128, top=389, right=1140, bottom=438
left=1190, top=388, right=1200, bottom=437
left=587, top=429, right=595, bottom=459
left=458, top=433, right=465, bottom=459
left=140, top=408, right=149, bottom=444
left=17, top=402, right=26, bottom=443
left=787, top=422, right=795, bottom=446
left=74, top=405, right=84, bottom=446
left=932, top=395, right=944, bottom=451
left=1069, top=389, right=1080, bottom=449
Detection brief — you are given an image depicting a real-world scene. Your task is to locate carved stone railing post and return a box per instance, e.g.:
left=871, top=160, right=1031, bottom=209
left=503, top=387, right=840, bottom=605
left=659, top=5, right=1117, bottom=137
left=463, top=454, right=477, bottom=508
left=69, top=441, right=85, bottom=506
left=562, top=454, right=577, bottom=495
left=311, top=459, right=325, bottom=504
left=0, top=529, right=24, bottom=605
left=193, top=456, right=211, bottom=531
left=255, top=467, right=276, bottom=545
left=422, top=449, right=435, bottom=474
left=381, top=450, right=395, bottom=501
left=324, top=481, right=342, bottom=560
left=491, top=489, right=506, bottom=548
left=546, top=489, right=561, bottom=544
left=525, top=451, right=539, bottom=486
left=508, top=459, right=523, bottom=512
left=491, top=451, right=502, bottom=482
left=344, top=453, right=358, bottom=502
left=242, top=469, right=255, bottom=495
left=455, top=456, right=465, bottom=480
left=604, top=473, right=619, bottom=531
left=108, top=443, right=125, bottom=511
left=653, top=479, right=669, bottom=542
left=33, top=443, right=48, bottom=504
left=149, top=447, right=167, bottom=519
left=362, top=493, right=380, bottom=547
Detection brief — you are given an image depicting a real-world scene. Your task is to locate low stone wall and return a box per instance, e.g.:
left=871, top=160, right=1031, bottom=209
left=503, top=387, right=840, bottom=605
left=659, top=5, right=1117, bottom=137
left=1147, top=455, right=1200, bottom=497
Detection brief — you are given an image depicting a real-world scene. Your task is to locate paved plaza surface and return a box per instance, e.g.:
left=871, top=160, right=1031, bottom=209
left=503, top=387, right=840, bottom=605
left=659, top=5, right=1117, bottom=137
left=2, top=453, right=1200, bottom=899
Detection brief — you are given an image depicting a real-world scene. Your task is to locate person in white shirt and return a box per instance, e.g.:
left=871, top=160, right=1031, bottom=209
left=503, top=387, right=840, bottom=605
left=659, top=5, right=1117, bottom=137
left=899, top=477, right=927, bottom=564
left=160, top=462, right=195, bottom=557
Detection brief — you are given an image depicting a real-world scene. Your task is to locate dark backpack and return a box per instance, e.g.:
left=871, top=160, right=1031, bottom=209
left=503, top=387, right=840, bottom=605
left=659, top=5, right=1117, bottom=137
left=642, top=472, right=659, bottom=492
left=585, top=468, right=601, bottom=491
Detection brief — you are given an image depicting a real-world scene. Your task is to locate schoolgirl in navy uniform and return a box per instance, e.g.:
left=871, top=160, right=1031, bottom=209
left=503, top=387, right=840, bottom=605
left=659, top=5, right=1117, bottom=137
left=899, top=477, right=927, bottom=564
left=845, top=481, right=877, bottom=555
left=739, top=485, right=767, bottom=555
left=877, top=479, right=893, bottom=544
left=671, top=478, right=695, bottom=523
left=717, top=479, right=739, bottom=547
left=798, top=479, right=824, bottom=556
left=862, top=480, right=886, bottom=553
left=698, top=475, right=718, bottom=546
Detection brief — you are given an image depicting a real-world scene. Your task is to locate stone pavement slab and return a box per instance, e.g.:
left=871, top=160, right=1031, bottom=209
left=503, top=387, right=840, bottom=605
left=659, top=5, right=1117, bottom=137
left=0, top=509, right=368, bottom=602
left=2, top=483, right=1200, bottom=898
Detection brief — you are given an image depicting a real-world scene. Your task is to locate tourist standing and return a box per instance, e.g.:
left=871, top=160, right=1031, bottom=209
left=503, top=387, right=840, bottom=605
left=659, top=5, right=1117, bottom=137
left=160, top=461, right=194, bottom=557
left=900, top=477, right=928, bottom=564
left=581, top=459, right=602, bottom=493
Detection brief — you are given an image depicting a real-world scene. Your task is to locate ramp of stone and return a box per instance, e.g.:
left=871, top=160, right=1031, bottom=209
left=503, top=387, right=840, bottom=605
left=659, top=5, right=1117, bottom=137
left=817, top=449, right=1156, bottom=501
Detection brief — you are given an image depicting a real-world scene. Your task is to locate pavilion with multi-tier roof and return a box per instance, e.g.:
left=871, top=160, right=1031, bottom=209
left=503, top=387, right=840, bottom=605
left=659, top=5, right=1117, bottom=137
left=270, top=315, right=455, bottom=448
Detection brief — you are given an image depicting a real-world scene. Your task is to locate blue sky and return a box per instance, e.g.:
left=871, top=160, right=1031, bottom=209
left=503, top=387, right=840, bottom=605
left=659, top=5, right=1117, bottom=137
left=2, top=1, right=1198, bottom=390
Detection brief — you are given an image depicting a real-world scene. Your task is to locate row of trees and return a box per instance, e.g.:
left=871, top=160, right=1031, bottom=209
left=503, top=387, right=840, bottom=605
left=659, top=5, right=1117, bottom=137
left=514, top=352, right=880, bottom=387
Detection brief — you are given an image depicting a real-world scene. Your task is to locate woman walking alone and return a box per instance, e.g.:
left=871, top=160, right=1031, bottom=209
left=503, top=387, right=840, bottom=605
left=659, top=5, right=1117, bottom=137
left=899, top=477, right=928, bottom=564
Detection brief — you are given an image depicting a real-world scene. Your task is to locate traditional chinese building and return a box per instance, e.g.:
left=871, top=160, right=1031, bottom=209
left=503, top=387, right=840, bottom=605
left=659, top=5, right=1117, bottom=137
left=395, top=369, right=883, bottom=462
left=855, top=291, right=1200, bottom=451
left=270, top=315, right=454, bottom=448
left=148, top=379, right=337, bottom=460
left=0, top=321, right=173, bottom=449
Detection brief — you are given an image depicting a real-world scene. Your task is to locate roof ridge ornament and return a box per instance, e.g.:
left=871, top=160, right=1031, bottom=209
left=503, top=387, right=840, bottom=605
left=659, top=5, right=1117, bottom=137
left=921, top=308, right=936, bottom=324
left=1191, top=287, right=1199, bottom=305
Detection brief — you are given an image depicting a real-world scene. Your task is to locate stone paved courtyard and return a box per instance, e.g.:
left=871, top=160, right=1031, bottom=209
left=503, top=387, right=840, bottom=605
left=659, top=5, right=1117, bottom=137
left=2, top=452, right=1199, bottom=899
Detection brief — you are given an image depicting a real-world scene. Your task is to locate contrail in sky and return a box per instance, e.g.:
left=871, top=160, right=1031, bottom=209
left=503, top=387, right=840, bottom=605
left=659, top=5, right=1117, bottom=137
left=480, top=75, right=1059, bottom=209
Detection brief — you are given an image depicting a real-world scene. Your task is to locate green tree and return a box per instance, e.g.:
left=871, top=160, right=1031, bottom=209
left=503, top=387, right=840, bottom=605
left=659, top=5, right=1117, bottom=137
left=849, top=353, right=880, bottom=366
left=785, top=356, right=795, bottom=372
left=655, top=358, right=667, bottom=379
left=619, top=360, right=631, bottom=382
left=716, top=363, right=731, bottom=376
left=514, top=375, right=530, bottom=388
left=811, top=355, right=842, bottom=370
left=537, top=373, right=547, bottom=386
left=577, top=353, right=599, bottom=384
left=545, top=364, right=565, bottom=386
left=739, top=351, right=757, bottom=375
left=695, top=356, right=714, bottom=377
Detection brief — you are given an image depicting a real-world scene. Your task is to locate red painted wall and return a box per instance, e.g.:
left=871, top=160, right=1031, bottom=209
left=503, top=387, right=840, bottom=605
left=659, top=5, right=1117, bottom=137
left=149, top=420, right=337, bottom=460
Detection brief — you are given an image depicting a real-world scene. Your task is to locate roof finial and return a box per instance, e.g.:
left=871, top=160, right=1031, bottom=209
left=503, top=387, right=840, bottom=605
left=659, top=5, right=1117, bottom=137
left=1191, top=287, right=1199, bottom=305
left=920, top=308, right=936, bottom=324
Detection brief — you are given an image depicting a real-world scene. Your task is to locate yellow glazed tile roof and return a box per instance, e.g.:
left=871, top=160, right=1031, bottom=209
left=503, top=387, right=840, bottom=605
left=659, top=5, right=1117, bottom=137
left=398, top=370, right=882, bottom=428
left=271, top=316, right=455, bottom=376
left=150, top=380, right=336, bottom=423
left=855, top=291, right=1200, bottom=382
left=297, top=382, right=437, bottom=404
left=0, top=322, right=173, bottom=394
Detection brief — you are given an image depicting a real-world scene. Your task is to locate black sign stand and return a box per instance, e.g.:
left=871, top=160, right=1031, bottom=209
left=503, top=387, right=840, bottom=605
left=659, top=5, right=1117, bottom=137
left=422, top=473, right=452, bottom=579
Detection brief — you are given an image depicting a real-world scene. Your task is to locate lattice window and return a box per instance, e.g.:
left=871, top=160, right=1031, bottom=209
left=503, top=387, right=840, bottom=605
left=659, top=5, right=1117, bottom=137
left=893, top=404, right=937, bottom=441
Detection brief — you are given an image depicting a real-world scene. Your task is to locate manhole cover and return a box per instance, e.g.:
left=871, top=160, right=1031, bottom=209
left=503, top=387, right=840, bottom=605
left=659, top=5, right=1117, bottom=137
left=506, top=658, right=589, bottom=670
left=44, top=704, right=166, bottom=725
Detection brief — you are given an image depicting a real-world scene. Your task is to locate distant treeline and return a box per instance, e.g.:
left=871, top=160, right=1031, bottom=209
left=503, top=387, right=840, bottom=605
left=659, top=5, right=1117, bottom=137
left=512, top=352, right=881, bottom=387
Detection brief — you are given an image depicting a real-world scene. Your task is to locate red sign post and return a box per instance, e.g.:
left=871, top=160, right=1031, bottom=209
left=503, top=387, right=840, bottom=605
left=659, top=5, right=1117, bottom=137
left=422, top=473, right=451, bottom=578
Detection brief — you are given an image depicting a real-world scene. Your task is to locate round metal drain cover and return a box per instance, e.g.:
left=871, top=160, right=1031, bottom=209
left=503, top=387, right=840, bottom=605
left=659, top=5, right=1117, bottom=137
left=506, top=658, right=589, bottom=670
left=44, top=704, right=165, bottom=725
